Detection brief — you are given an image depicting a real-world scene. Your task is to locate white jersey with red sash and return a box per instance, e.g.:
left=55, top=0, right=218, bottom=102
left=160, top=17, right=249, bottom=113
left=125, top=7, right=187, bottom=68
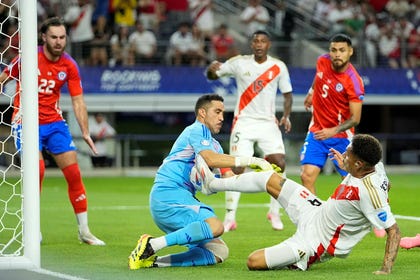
left=216, top=55, right=292, bottom=128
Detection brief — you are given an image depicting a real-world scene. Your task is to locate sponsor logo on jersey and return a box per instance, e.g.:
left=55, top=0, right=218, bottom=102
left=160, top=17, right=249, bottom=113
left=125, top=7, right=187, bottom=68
left=58, top=71, right=67, bottom=81
left=336, top=83, right=343, bottom=92
left=377, top=211, right=387, bottom=222
left=201, top=140, right=210, bottom=146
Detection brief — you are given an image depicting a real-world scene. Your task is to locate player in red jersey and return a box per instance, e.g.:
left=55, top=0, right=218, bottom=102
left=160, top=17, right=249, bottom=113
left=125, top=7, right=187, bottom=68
left=0, top=17, right=105, bottom=245
left=300, top=33, right=364, bottom=195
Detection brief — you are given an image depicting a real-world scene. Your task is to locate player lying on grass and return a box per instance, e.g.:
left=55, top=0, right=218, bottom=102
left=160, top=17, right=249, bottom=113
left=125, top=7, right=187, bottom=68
left=191, top=134, right=400, bottom=275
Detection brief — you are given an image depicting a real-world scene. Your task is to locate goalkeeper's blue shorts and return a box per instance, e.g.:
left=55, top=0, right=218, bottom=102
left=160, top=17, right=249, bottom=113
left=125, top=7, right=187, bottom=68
left=150, top=185, right=216, bottom=235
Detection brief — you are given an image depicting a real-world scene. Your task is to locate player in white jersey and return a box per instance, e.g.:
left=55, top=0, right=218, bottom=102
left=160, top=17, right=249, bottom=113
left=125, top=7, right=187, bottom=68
left=191, top=134, right=400, bottom=274
left=207, top=30, right=293, bottom=232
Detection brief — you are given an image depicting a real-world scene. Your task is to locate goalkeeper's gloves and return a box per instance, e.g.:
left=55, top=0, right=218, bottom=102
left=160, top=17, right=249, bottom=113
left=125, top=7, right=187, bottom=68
left=235, top=156, right=272, bottom=171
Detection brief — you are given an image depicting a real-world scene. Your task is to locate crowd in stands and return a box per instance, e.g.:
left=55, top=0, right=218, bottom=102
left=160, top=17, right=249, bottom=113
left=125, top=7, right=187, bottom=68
left=296, top=0, right=419, bottom=68
left=0, top=0, right=418, bottom=68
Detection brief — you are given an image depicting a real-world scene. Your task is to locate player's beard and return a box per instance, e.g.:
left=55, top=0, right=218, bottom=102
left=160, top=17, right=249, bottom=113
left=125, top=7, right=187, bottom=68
left=45, top=42, right=65, bottom=58
left=332, top=59, right=349, bottom=72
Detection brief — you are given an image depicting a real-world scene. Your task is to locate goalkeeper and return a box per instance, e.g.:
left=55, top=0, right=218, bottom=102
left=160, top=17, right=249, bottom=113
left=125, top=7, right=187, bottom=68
left=128, top=93, right=274, bottom=269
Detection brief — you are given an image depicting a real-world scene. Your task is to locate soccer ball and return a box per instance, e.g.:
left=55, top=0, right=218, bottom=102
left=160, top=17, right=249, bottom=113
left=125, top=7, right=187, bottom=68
left=190, top=165, right=203, bottom=192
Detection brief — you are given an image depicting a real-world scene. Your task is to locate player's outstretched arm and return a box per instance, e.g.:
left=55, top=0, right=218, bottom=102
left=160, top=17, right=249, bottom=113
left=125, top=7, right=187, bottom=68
left=373, top=223, right=400, bottom=275
left=71, top=94, right=98, bottom=155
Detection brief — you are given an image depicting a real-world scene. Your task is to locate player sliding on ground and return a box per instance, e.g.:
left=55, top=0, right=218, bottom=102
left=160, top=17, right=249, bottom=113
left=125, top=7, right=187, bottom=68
left=191, top=134, right=400, bottom=274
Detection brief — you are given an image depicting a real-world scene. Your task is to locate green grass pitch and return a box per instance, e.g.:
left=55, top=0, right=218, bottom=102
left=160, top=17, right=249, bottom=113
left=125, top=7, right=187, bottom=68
left=37, top=173, right=420, bottom=280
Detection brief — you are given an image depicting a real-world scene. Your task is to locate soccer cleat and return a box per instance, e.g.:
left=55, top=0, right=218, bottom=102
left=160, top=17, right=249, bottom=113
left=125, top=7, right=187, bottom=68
left=78, top=230, right=106, bottom=246
left=373, top=228, right=386, bottom=238
left=190, top=154, right=216, bottom=195
left=128, top=234, right=155, bottom=270
left=267, top=212, right=284, bottom=231
left=400, top=234, right=420, bottom=249
left=223, top=220, right=237, bottom=232
left=136, top=255, right=158, bottom=269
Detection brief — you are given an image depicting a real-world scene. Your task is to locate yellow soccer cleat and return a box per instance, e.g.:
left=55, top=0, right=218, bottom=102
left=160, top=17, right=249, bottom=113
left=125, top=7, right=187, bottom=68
left=128, top=234, right=155, bottom=270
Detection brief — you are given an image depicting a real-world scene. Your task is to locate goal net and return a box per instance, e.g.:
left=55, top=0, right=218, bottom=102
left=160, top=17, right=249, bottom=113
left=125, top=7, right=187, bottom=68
left=0, top=0, right=40, bottom=269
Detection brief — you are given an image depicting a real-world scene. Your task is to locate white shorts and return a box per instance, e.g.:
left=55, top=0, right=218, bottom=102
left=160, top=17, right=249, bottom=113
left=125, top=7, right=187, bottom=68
left=265, top=180, right=332, bottom=270
left=229, top=118, right=285, bottom=156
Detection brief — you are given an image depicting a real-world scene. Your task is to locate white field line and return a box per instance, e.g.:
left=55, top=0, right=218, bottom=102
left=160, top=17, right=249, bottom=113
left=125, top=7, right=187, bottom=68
left=28, top=268, right=89, bottom=280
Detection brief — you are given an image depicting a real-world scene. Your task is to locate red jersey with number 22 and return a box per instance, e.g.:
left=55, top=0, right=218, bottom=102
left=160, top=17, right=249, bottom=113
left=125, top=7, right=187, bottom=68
left=5, top=46, right=83, bottom=125
left=310, top=54, right=364, bottom=138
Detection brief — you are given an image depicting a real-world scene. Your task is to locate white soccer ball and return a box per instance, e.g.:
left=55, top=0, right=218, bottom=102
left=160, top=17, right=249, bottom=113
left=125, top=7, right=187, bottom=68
left=190, top=166, right=203, bottom=192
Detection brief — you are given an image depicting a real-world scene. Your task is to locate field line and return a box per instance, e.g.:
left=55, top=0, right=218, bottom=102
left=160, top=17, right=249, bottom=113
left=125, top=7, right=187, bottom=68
left=29, top=268, right=88, bottom=280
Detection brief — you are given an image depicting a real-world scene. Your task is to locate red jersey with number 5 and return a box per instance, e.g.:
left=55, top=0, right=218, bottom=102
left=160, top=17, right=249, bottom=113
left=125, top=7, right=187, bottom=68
left=4, top=46, right=83, bottom=125
left=310, top=54, right=364, bottom=138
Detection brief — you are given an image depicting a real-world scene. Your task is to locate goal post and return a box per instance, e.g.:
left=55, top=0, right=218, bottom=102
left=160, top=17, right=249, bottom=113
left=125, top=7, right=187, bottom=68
left=0, top=0, right=40, bottom=269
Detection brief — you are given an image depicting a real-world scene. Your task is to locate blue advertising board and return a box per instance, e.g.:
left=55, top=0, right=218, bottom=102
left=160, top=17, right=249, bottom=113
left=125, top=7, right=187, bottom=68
left=74, top=66, right=420, bottom=96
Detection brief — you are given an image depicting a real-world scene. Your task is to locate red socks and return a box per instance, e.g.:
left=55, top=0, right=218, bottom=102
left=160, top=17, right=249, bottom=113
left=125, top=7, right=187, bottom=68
left=62, top=163, right=87, bottom=214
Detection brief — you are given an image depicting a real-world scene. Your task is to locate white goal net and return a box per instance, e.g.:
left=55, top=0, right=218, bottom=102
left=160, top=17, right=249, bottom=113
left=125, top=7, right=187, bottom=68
left=0, top=0, right=40, bottom=269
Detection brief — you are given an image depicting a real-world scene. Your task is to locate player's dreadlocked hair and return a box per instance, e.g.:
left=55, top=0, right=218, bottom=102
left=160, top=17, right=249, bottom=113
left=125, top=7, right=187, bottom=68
left=351, top=134, right=382, bottom=167
left=195, top=94, right=224, bottom=115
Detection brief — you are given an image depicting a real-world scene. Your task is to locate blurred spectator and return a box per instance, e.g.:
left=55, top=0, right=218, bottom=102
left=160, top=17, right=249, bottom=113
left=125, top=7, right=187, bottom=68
left=368, top=0, right=388, bottom=13
left=64, top=0, right=95, bottom=66
left=166, top=21, right=195, bottom=65
left=240, top=0, right=270, bottom=37
left=393, top=16, right=415, bottom=67
left=110, top=25, right=133, bottom=66
left=385, top=0, right=411, bottom=18
left=188, top=0, right=214, bottom=39
left=327, top=0, right=354, bottom=36
left=407, top=26, right=419, bottom=68
left=89, top=15, right=110, bottom=66
left=312, top=0, right=335, bottom=32
left=378, top=24, right=402, bottom=68
left=211, top=23, right=238, bottom=62
left=128, top=20, right=158, bottom=64
left=90, top=113, right=116, bottom=168
left=157, top=0, right=190, bottom=37
left=189, top=23, right=208, bottom=66
left=364, top=14, right=382, bottom=67
left=92, top=0, right=110, bottom=23
left=137, top=0, right=160, bottom=33
left=112, top=0, right=137, bottom=30
left=409, top=0, right=420, bottom=26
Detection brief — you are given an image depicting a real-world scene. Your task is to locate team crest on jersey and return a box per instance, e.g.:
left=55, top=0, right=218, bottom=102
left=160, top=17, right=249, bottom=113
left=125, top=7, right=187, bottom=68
left=57, top=71, right=67, bottom=81
left=201, top=140, right=210, bottom=146
left=335, top=83, right=344, bottom=92
left=377, top=211, right=387, bottom=222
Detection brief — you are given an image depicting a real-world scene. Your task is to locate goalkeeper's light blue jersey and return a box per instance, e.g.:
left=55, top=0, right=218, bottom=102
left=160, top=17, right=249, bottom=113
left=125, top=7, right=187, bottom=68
left=153, top=120, right=223, bottom=194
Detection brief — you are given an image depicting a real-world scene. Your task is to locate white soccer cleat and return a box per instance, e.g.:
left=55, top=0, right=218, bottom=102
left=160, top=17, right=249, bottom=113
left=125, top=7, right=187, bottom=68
left=190, top=154, right=216, bottom=195
left=223, top=220, right=237, bottom=232
left=267, top=212, right=284, bottom=231
left=78, top=230, right=106, bottom=246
